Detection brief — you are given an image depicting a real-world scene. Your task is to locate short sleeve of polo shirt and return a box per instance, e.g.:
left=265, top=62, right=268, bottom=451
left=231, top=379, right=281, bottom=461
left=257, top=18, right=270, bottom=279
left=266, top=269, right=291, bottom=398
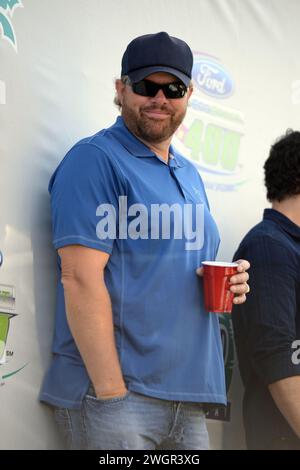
left=49, top=143, right=124, bottom=255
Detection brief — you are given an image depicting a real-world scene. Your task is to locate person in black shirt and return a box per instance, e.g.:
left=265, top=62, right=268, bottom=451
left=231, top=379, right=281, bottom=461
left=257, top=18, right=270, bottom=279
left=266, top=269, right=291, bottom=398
left=232, top=130, right=300, bottom=450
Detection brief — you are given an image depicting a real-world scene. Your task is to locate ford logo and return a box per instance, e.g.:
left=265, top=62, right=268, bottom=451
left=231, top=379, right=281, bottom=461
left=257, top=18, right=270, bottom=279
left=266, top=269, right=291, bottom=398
left=192, top=58, right=234, bottom=99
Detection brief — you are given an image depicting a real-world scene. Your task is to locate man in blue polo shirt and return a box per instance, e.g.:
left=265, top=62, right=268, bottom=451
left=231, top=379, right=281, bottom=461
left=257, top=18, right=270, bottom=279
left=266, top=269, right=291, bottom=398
left=40, top=32, right=250, bottom=450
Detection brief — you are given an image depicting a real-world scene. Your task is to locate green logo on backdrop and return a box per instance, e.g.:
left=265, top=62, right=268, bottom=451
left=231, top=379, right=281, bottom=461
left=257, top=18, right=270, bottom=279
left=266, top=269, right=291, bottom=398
left=0, top=284, right=28, bottom=384
left=184, top=119, right=241, bottom=172
left=174, top=52, right=247, bottom=192
left=0, top=312, right=27, bottom=383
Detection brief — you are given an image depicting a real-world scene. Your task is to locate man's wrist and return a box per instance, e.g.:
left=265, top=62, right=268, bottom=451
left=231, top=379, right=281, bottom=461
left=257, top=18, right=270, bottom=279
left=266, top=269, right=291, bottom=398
left=95, top=384, right=128, bottom=400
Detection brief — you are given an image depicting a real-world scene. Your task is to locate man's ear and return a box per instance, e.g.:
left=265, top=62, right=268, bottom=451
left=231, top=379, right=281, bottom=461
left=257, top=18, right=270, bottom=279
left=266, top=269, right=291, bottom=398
left=115, top=79, right=125, bottom=107
left=187, top=83, right=193, bottom=100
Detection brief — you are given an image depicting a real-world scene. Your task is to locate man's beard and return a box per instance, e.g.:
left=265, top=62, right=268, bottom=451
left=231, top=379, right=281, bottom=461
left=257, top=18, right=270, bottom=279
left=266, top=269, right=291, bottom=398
left=121, top=102, right=187, bottom=144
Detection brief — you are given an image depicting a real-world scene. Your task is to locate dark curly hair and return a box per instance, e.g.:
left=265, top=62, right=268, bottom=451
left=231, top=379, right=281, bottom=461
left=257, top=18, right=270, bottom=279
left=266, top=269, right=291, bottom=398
left=264, top=129, right=300, bottom=202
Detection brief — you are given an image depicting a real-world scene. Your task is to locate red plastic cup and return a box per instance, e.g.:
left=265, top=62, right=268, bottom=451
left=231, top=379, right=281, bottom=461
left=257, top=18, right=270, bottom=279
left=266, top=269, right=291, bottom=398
left=202, top=261, right=239, bottom=313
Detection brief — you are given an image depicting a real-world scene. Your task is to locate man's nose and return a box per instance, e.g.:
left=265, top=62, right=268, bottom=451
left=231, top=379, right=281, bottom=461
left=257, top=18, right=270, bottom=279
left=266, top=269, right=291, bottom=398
left=150, top=88, right=168, bottom=102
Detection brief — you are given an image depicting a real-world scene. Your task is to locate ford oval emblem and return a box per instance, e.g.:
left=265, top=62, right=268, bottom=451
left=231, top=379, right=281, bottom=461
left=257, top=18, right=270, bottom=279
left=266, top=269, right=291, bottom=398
left=193, top=58, right=234, bottom=99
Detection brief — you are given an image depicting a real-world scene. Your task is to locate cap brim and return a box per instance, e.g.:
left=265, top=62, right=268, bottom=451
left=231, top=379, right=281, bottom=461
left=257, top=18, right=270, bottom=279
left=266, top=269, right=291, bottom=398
left=128, top=66, right=191, bottom=87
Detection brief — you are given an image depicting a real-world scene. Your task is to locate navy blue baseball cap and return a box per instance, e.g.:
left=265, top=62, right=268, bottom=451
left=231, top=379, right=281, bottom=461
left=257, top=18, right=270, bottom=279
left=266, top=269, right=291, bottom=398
left=121, top=32, right=193, bottom=87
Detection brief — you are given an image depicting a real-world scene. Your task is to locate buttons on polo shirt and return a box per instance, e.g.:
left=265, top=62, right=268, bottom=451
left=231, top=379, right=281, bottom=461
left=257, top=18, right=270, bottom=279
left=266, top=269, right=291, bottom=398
left=169, top=165, right=186, bottom=199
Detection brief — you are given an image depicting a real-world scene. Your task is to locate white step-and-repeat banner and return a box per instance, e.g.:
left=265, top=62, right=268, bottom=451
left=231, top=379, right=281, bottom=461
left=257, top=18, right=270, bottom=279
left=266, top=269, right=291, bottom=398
left=1, top=0, right=299, bottom=449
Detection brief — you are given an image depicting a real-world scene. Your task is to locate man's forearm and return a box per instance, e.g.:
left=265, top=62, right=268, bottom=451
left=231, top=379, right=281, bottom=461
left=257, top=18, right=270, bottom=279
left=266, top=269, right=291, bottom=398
left=269, top=376, right=300, bottom=439
left=62, top=274, right=127, bottom=398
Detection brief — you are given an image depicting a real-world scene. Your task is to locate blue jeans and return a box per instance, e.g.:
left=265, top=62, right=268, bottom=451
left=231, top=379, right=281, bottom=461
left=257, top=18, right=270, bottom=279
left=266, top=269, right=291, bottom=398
left=54, top=386, right=210, bottom=450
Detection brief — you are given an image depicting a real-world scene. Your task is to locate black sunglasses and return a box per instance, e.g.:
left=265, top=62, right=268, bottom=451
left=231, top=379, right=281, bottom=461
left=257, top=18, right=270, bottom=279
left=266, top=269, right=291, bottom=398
left=130, top=79, right=188, bottom=99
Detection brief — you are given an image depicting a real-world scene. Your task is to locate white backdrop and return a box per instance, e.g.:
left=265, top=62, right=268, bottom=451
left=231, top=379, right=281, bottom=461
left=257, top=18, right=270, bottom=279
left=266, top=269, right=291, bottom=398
left=1, top=0, right=300, bottom=449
